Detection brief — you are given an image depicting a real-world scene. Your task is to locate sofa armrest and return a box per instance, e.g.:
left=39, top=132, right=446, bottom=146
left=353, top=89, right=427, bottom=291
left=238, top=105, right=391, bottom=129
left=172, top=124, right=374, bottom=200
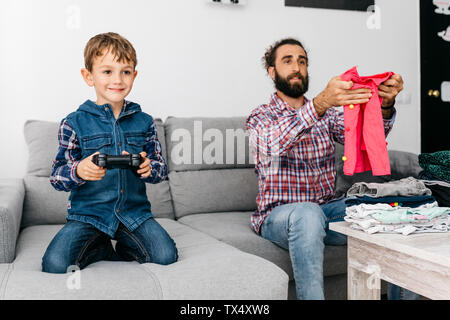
left=0, top=179, right=25, bottom=263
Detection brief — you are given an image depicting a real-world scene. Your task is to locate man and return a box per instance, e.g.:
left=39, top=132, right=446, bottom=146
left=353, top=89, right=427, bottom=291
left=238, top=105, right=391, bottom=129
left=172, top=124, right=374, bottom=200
left=246, top=38, right=413, bottom=300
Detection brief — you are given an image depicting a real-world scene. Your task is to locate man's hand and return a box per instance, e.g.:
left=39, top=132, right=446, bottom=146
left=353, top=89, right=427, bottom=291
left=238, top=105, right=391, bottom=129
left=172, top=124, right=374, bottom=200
left=313, top=76, right=372, bottom=116
left=76, top=152, right=106, bottom=181
left=122, top=150, right=152, bottom=178
left=378, top=74, right=404, bottom=108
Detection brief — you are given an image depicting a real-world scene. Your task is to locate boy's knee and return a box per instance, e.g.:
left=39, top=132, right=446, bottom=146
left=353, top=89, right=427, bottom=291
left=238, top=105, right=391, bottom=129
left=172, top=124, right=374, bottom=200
left=42, top=251, right=72, bottom=274
left=151, top=242, right=178, bottom=265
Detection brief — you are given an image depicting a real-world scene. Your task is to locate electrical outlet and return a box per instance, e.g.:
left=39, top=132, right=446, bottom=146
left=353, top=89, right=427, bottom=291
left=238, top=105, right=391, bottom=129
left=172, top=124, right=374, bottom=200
left=395, top=91, right=412, bottom=105
left=441, top=81, right=450, bottom=102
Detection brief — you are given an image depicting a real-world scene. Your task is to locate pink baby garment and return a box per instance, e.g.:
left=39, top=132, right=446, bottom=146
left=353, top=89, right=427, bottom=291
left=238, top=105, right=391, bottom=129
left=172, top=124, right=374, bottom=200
left=340, top=66, right=394, bottom=176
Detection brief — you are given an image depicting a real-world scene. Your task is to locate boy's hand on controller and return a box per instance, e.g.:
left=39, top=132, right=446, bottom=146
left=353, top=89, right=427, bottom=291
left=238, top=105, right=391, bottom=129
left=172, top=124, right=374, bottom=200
left=76, top=152, right=106, bottom=181
left=121, top=151, right=151, bottom=178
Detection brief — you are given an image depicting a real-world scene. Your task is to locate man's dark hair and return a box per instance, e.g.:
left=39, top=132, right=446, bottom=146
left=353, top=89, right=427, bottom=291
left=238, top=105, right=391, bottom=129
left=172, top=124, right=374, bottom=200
left=262, top=38, right=308, bottom=72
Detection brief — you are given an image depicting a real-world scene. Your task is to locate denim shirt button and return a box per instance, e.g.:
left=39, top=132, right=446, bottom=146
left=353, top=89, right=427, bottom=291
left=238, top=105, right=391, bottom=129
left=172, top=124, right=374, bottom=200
left=116, top=209, right=120, bottom=213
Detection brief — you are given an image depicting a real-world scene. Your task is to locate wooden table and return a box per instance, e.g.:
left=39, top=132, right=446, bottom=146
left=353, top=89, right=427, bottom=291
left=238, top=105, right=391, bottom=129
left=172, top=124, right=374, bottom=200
left=330, top=221, right=450, bottom=300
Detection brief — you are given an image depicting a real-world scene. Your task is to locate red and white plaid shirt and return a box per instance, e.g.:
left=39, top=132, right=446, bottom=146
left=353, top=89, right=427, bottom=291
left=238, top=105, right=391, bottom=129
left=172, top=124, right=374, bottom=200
left=246, top=92, right=395, bottom=233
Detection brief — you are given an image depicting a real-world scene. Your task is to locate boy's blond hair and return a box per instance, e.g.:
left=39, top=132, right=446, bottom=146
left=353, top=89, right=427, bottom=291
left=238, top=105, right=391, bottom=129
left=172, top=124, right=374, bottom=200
left=84, top=32, right=137, bottom=71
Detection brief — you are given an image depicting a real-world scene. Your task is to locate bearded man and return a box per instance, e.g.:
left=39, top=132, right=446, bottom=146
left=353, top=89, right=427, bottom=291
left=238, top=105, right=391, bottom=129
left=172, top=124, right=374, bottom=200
left=246, top=38, right=413, bottom=300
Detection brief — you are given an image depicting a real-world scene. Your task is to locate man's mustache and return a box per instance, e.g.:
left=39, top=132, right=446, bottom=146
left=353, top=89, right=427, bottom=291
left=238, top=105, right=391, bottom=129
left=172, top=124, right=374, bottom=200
left=287, top=73, right=305, bottom=81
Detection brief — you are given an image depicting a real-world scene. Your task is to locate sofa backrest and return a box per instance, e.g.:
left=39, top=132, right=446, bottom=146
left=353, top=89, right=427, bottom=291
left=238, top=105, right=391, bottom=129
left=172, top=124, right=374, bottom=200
left=164, top=117, right=258, bottom=219
left=164, top=117, right=423, bottom=220
left=22, top=117, right=423, bottom=228
left=22, top=119, right=175, bottom=229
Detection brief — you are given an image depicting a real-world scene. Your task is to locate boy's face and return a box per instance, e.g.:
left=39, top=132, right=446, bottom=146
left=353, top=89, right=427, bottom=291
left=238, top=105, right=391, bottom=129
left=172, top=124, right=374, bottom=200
left=81, top=49, right=137, bottom=107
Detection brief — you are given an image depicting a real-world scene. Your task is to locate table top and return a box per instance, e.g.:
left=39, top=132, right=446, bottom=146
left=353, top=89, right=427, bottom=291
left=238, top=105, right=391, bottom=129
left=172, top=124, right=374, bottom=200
left=330, top=221, right=450, bottom=267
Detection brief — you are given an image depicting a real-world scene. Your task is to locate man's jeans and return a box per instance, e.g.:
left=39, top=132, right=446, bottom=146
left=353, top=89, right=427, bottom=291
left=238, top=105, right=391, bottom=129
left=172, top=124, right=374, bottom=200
left=261, top=197, right=419, bottom=300
left=42, top=218, right=178, bottom=273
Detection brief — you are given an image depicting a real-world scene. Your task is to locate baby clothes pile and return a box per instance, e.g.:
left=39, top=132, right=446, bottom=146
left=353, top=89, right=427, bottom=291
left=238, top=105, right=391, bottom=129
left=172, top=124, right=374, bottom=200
left=343, top=177, right=450, bottom=235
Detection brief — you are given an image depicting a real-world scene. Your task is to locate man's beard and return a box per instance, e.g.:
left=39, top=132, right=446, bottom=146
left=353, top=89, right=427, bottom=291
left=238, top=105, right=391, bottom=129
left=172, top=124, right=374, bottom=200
left=274, top=69, right=309, bottom=98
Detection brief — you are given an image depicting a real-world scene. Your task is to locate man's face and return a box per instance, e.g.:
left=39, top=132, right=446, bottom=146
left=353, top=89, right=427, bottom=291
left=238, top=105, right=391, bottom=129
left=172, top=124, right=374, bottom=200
left=269, top=44, right=309, bottom=98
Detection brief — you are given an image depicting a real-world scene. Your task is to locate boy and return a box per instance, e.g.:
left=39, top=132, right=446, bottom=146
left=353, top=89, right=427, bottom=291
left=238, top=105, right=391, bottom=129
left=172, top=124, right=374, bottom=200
left=43, top=32, right=178, bottom=273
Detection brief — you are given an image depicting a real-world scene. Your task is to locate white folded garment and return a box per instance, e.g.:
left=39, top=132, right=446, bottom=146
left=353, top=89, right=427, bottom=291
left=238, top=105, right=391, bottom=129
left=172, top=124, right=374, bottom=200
left=347, top=216, right=450, bottom=236
left=344, top=201, right=450, bottom=235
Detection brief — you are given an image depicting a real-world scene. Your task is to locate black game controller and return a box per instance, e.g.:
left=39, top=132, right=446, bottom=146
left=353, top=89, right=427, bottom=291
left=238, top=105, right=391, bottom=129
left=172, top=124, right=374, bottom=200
left=92, top=153, right=144, bottom=177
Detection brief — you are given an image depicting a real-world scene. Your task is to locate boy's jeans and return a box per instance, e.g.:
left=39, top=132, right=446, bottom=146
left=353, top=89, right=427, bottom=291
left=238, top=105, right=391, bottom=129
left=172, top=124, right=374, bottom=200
left=42, top=217, right=178, bottom=273
left=260, top=197, right=419, bottom=300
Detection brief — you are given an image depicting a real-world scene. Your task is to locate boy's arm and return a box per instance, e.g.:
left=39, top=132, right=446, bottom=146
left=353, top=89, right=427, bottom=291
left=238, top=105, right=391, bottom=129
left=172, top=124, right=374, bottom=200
left=49, top=119, right=86, bottom=191
left=140, top=119, right=168, bottom=184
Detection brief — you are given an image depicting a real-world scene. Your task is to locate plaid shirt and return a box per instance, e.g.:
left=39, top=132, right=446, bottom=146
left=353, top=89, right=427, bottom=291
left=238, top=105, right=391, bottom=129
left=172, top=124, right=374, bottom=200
left=50, top=119, right=85, bottom=191
left=246, top=92, right=395, bottom=233
left=50, top=100, right=168, bottom=192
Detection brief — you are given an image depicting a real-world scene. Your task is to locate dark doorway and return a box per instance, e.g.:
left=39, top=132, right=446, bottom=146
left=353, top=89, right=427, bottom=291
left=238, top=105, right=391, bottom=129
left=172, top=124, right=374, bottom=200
left=420, top=0, right=450, bottom=153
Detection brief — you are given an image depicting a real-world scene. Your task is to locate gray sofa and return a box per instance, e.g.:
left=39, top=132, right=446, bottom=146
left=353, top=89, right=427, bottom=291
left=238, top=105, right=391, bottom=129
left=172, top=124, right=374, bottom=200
left=0, top=117, right=422, bottom=300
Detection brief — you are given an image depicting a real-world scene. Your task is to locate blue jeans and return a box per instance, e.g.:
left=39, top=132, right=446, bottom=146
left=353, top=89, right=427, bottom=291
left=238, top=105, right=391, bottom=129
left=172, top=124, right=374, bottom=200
left=387, top=284, right=420, bottom=300
left=42, top=218, right=178, bottom=273
left=260, top=197, right=419, bottom=300
left=261, top=198, right=346, bottom=300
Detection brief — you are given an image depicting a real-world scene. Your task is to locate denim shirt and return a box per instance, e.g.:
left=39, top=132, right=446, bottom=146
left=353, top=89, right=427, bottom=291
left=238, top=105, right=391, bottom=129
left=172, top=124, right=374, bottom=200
left=50, top=99, right=168, bottom=237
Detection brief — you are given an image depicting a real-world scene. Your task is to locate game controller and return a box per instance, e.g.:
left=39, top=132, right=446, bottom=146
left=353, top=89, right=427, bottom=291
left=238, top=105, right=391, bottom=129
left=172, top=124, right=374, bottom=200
left=92, top=153, right=144, bottom=177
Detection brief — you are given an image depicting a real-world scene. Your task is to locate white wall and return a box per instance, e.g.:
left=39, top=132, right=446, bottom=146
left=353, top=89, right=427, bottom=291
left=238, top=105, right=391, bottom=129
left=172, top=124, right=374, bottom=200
left=0, top=0, right=421, bottom=179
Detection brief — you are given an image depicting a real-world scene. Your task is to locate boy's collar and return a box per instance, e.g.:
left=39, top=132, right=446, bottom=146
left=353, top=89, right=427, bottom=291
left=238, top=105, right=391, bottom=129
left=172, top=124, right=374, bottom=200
left=78, top=99, right=141, bottom=117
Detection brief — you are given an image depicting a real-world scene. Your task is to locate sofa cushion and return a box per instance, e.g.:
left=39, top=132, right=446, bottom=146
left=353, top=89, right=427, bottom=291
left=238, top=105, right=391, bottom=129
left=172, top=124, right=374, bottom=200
left=169, top=168, right=258, bottom=218
left=1, top=219, right=288, bottom=299
left=24, top=120, right=60, bottom=177
left=22, top=176, right=67, bottom=228
left=23, top=120, right=175, bottom=224
left=334, top=143, right=422, bottom=197
left=178, top=211, right=347, bottom=279
left=164, top=117, right=254, bottom=172
left=21, top=176, right=175, bottom=228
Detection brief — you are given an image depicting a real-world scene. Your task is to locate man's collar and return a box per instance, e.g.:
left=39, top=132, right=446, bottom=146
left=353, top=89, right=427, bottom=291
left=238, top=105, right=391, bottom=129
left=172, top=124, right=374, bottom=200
left=270, top=92, right=309, bottom=110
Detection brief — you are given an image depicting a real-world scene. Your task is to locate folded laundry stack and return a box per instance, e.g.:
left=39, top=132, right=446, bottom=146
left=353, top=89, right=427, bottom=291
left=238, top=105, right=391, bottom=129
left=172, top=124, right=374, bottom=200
left=343, top=177, right=450, bottom=235
left=418, top=150, right=450, bottom=207
left=419, top=180, right=450, bottom=207
left=418, top=150, right=450, bottom=182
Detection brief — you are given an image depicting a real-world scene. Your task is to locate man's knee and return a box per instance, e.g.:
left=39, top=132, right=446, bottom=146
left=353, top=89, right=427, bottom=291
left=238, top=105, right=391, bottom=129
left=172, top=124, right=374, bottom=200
left=288, top=202, right=326, bottom=238
left=289, top=203, right=325, bottom=227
